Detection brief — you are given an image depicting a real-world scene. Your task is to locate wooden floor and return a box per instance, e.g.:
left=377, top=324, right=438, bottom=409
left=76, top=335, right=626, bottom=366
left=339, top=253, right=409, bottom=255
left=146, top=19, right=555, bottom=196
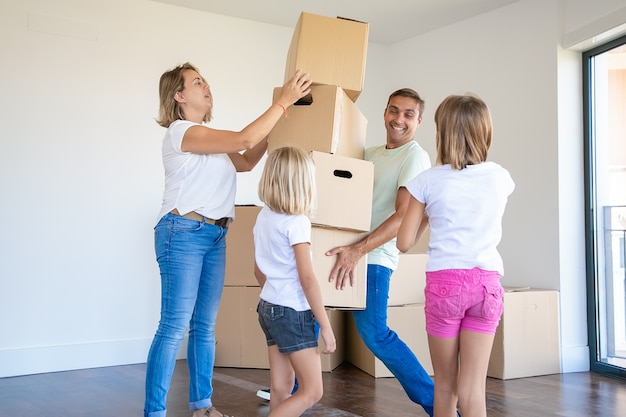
left=1, top=360, right=625, bottom=417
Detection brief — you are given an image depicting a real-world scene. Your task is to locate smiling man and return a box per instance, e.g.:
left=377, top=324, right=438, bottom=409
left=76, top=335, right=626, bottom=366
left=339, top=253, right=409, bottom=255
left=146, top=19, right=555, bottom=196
left=326, top=88, right=439, bottom=417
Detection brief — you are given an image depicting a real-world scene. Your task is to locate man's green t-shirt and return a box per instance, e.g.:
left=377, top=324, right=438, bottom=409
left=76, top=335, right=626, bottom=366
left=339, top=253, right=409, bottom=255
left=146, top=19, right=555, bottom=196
left=365, top=140, right=431, bottom=270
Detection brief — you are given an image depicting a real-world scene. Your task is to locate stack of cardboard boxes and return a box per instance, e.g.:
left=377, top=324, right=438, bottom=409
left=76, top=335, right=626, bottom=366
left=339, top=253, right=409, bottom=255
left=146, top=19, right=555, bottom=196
left=215, top=11, right=371, bottom=372
left=214, top=12, right=561, bottom=381
left=268, top=12, right=373, bottom=311
left=214, top=12, right=438, bottom=376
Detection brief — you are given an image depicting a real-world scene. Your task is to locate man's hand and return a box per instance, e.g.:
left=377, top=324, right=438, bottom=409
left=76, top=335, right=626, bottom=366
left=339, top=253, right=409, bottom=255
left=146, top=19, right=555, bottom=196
left=326, top=245, right=361, bottom=290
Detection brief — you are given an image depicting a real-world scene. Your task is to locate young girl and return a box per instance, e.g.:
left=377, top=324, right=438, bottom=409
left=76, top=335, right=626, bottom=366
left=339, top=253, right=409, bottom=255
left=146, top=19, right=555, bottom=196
left=253, top=146, right=337, bottom=417
left=397, top=94, right=515, bottom=417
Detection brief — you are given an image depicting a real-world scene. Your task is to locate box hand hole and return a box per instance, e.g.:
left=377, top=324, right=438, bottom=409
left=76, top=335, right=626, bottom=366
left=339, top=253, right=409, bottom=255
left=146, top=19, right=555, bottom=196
left=333, top=169, right=353, bottom=179
left=295, top=93, right=313, bottom=106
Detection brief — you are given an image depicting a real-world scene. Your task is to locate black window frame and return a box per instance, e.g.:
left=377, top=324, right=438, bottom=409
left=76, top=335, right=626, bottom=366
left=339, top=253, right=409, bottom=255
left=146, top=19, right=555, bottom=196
left=583, top=33, right=626, bottom=379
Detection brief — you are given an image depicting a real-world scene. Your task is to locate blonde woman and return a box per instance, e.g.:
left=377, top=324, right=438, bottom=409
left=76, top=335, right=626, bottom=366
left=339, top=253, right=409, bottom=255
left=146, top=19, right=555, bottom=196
left=397, top=94, right=515, bottom=417
left=145, top=63, right=311, bottom=417
left=253, top=147, right=336, bottom=417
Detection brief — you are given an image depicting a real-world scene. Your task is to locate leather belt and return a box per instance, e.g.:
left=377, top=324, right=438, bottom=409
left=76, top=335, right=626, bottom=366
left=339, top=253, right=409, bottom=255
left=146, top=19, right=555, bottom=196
left=170, top=209, right=232, bottom=227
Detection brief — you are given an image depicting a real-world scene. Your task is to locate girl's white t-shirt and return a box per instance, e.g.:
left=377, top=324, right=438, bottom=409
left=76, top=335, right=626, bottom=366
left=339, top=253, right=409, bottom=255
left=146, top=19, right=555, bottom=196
left=406, top=162, right=515, bottom=275
left=156, top=120, right=236, bottom=224
left=253, top=206, right=312, bottom=311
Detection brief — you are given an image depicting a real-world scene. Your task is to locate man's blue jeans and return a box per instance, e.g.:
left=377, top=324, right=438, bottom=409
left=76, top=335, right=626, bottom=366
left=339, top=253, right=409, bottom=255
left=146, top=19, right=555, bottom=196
left=352, top=264, right=435, bottom=417
left=144, top=213, right=228, bottom=417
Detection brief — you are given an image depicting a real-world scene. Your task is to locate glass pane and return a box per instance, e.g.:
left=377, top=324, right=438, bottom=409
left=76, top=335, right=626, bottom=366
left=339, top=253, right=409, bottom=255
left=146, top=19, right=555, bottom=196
left=591, top=43, right=626, bottom=369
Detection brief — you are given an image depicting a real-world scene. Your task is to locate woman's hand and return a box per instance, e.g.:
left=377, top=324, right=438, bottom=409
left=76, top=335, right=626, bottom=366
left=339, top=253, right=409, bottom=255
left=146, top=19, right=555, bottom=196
left=277, top=69, right=312, bottom=108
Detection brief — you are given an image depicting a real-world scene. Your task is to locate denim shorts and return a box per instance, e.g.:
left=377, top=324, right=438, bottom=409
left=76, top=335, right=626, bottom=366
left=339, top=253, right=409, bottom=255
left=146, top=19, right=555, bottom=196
left=424, top=268, right=504, bottom=338
left=257, top=299, right=318, bottom=354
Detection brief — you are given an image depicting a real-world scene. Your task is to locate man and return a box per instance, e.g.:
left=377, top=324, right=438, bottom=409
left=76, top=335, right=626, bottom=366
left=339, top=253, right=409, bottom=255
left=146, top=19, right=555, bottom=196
left=327, top=88, right=437, bottom=417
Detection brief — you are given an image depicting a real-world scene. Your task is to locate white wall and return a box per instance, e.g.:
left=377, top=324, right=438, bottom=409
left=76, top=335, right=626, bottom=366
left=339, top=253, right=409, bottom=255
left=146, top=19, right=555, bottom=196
left=0, top=0, right=624, bottom=377
left=0, top=0, right=296, bottom=377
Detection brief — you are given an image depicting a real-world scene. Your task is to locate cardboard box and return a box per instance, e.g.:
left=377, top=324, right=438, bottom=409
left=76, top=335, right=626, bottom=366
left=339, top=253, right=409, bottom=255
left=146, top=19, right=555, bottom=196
left=285, top=12, right=368, bottom=101
left=225, top=205, right=262, bottom=286
left=215, top=286, right=346, bottom=372
left=269, top=85, right=367, bottom=159
left=389, top=253, right=427, bottom=306
left=405, top=227, right=430, bottom=254
left=310, top=151, right=373, bottom=232
left=320, top=309, right=347, bottom=372
left=487, top=287, right=561, bottom=379
left=226, top=206, right=367, bottom=309
left=346, top=303, right=432, bottom=377
left=215, top=286, right=268, bottom=369
left=311, top=226, right=368, bottom=309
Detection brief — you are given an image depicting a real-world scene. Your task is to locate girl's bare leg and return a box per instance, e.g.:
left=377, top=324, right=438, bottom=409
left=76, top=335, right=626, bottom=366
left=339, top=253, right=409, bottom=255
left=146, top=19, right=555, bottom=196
left=268, top=347, right=322, bottom=417
left=428, top=334, right=459, bottom=417
left=267, top=345, right=296, bottom=411
left=456, top=330, right=494, bottom=417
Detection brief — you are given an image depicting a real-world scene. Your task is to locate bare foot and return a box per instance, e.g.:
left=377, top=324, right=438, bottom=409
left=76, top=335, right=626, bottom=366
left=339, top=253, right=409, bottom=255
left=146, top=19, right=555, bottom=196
left=191, top=407, right=209, bottom=417
left=192, top=406, right=228, bottom=417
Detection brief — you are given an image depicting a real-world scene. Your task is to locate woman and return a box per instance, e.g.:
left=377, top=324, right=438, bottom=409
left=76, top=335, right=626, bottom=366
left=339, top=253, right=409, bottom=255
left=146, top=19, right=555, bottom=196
left=144, top=62, right=312, bottom=417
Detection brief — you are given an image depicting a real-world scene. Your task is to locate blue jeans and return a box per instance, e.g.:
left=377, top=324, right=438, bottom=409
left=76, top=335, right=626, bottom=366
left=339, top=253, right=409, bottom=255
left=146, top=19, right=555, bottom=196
left=144, top=213, right=228, bottom=417
left=352, top=264, right=435, bottom=417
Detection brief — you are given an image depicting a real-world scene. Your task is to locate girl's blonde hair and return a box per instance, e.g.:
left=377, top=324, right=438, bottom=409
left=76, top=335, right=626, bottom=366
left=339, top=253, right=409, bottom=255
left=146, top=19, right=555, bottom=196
left=258, top=147, right=317, bottom=217
left=156, top=62, right=211, bottom=128
left=434, top=94, right=492, bottom=170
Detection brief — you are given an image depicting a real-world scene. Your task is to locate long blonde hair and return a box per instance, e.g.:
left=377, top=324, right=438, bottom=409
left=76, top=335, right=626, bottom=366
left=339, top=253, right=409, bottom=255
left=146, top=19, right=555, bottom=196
left=258, top=147, right=317, bottom=217
left=156, top=62, right=212, bottom=128
left=434, top=94, right=492, bottom=170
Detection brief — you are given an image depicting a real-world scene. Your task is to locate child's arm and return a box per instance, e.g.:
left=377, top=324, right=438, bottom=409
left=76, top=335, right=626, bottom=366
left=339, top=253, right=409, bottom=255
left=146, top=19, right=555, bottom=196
left=397, top=196, right=427, bottom=253
left=254, top=261, right=267, bottom=287
left=293, top=243, right=336, bottom=354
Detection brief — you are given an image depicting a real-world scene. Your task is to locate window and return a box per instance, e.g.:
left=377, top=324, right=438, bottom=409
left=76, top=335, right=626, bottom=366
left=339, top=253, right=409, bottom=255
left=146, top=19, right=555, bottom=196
left=584, top=35, right=626, bottom=378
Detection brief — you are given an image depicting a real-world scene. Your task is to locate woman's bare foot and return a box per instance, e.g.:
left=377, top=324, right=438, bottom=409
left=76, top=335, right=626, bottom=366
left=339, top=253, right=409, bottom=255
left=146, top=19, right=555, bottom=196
left=192, top=406, right=228, bottom=417
left=191, top=407, right=209, bottom=417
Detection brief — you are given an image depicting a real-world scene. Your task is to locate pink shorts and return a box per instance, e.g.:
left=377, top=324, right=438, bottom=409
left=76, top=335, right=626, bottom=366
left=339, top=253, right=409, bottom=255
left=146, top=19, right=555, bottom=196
left=424, top=268, right=504, bottom=338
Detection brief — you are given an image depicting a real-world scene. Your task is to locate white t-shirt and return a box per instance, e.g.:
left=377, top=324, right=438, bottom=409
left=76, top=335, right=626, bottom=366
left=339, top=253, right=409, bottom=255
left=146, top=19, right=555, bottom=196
left=406, top=162, right=515, bottom=275
left=156, top=120, right=236, bottom=224
left=365, top=140, right=431, bottom=270
left=253, top=206, right=312, bottom=311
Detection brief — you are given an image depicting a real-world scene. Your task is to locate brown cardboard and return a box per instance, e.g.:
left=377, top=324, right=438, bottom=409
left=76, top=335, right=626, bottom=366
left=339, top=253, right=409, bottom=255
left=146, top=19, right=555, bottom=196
left=310, top=151, right=373, bottom=232
left=320, top=309, right=347, bottom=372
left=487, top=287, right=561, bottom=379
left=215, top=286, right=346, bottom=372
left=284, top=12, right=368, bottom=101
left=346, top=303, right=432, bottom=377
left=225, top=205, right=262, bottom=287
left=215, top=286, right=269, bottom=369
left=405, top=227, right=430, bottom=254
left=311, top=226, right=368, bottom=309
left=269, top=85, right=367, bottom=159
left=389, top=253, right=427, bottom=306
left=226, top=206, right=367, bottom=308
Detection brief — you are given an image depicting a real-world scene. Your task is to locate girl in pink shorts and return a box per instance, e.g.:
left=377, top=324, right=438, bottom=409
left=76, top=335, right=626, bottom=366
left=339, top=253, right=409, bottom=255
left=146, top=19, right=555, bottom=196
left=397, top=94, right=515, bottom=417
